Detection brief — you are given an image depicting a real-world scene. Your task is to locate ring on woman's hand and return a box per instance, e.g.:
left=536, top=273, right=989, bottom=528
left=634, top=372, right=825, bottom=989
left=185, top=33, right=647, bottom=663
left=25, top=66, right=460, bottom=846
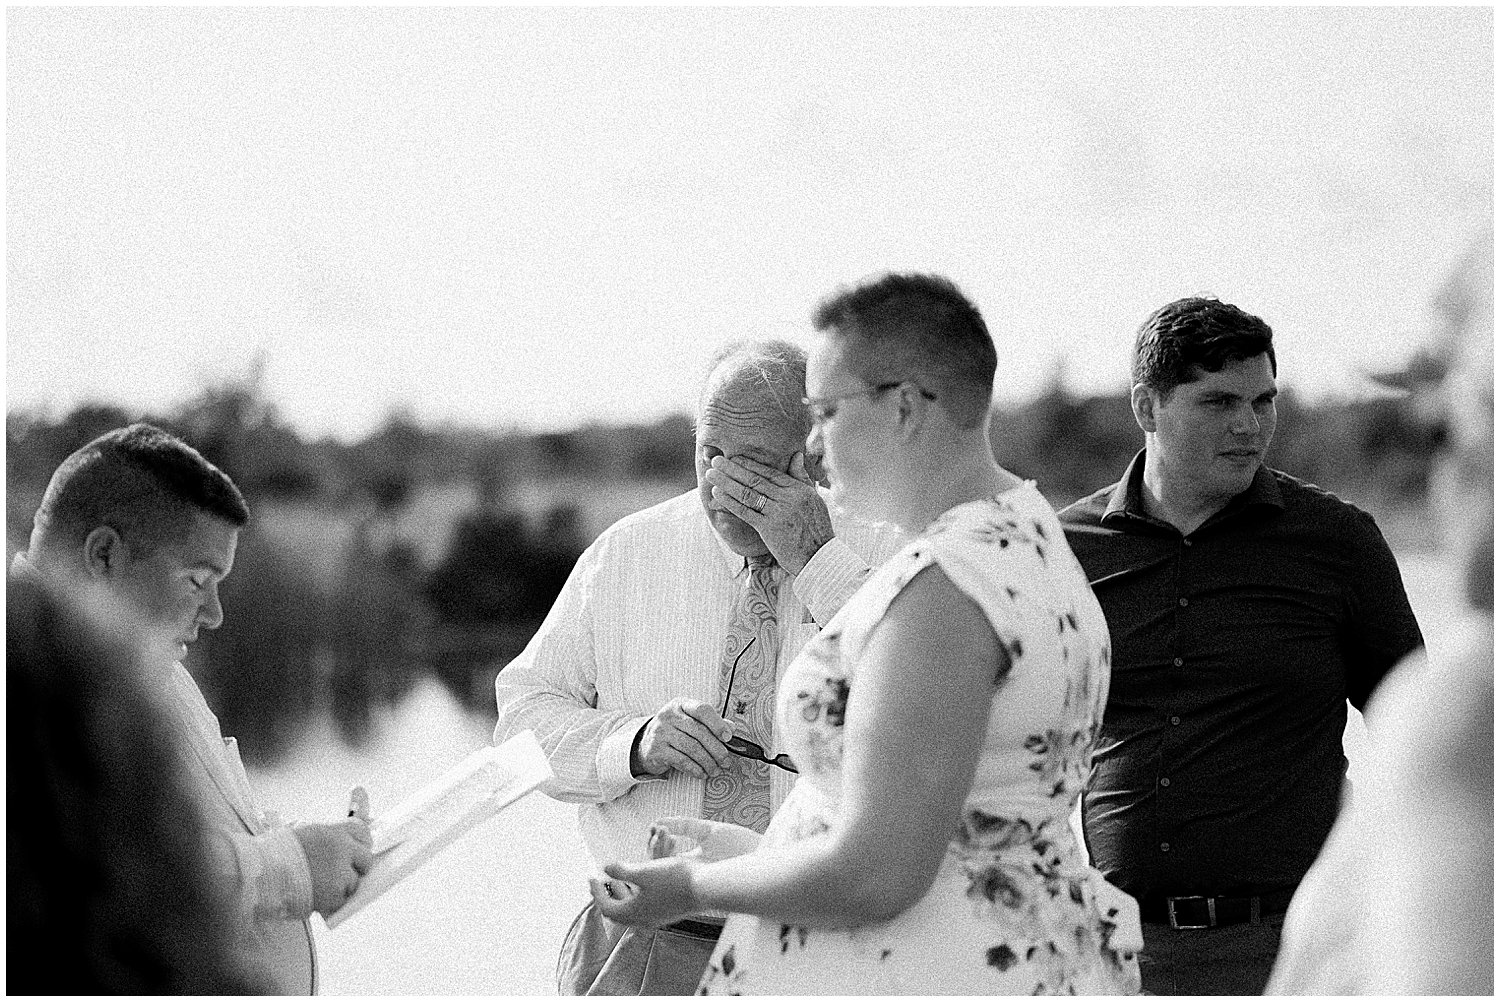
left=752, top=493, right=766, bottom=513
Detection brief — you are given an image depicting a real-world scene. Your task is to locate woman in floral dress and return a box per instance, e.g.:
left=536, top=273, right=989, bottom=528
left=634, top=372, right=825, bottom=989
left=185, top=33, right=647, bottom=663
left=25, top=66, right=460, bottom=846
left=592, top=273, right=1141, bottom=995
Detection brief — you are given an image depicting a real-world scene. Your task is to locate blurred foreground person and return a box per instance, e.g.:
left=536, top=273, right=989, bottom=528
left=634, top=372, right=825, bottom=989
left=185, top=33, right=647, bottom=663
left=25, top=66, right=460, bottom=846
left=12, top=423, right=373, bottom=994
left=8, top=574, right=267, bottom=992
left=1058, top=298, right=1425, bottom=994
left=1266, top=235, right=1494, bottom=995
left=593, top=274, right=1142, bottom=994
left=496, top=339, right=902, bottom=994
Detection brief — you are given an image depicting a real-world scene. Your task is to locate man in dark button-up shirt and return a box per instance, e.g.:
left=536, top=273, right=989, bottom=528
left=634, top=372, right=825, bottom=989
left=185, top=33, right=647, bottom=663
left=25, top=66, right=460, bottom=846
left=1059, top=297, right=1424, bottom=995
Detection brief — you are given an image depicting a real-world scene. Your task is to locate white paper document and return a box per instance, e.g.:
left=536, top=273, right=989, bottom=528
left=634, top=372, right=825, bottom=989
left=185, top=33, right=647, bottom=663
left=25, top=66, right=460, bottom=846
left=325, top=730, right=553, bottom=929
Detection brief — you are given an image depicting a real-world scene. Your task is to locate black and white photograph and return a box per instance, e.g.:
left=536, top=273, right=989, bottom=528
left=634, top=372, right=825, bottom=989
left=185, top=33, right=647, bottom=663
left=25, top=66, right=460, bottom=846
left=7, top=5, right=1492, bottom=996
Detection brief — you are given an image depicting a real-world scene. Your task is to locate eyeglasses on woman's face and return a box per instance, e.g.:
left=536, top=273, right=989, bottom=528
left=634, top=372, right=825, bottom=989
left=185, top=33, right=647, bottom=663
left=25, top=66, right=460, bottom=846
left=721, top=638, right=798, bottom=773
left=801, top=380, right=936, bottom=427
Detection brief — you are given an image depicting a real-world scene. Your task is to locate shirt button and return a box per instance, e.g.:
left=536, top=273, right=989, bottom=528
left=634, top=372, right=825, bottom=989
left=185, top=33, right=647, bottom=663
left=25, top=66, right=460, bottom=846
left=1160, top=777, right=1171, bottom=787
left=1173, top=657, right=1184, bottom=667
left=1160, top=842, right=1171, bottom=852
left=1178, top=597, right=1189, bottom=607
left=1170, top=715, right=1181, bottom=725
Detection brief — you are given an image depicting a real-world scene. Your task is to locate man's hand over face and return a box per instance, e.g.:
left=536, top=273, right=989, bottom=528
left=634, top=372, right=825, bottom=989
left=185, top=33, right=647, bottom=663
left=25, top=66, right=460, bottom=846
left=705, top=453, right=834, bottom=575
left=632, top=698, right=733, bottom=779
left=293, top=818, right=373, bottom=916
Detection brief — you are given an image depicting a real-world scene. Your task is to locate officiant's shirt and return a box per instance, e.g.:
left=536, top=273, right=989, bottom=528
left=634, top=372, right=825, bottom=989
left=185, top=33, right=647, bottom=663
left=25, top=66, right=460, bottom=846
left=165, top=661, right=317, bottom=993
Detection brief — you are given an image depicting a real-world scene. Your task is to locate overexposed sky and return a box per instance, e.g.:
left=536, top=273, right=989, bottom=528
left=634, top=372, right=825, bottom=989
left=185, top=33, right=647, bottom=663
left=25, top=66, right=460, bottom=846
left=7, top=6, right=1492, bottom=440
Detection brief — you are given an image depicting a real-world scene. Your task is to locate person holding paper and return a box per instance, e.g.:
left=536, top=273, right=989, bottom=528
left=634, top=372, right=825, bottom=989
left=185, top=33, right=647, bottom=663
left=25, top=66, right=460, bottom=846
left=589, top=273, right=1141, bottom=994
left=326, top=732, right=552, bottom=930
left=494, top=338, right=903, bottom=995
left=12, top=423, right=374, bottom=994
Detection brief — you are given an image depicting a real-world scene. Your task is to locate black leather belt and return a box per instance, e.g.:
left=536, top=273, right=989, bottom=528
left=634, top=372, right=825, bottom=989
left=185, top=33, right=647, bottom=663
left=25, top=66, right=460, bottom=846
left=661, top=917, right=725, bottom=940
left=1141, top=888, right=1297, bottom=929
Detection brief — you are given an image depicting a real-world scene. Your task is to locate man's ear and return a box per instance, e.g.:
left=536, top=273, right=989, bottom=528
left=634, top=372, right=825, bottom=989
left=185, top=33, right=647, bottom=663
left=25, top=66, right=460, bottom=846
left=82, top=526, right=124, bottom=579
left=1130, top=383, right=1158, bottom=434
left=894, top=383, right=929, bottom=441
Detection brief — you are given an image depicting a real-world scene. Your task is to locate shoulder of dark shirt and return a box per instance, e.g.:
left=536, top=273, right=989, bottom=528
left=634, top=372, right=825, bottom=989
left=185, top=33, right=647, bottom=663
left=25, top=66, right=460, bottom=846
left=1056, top=483, right=1117, bottom=531
left=1264, top=467, right=1391, bottom=547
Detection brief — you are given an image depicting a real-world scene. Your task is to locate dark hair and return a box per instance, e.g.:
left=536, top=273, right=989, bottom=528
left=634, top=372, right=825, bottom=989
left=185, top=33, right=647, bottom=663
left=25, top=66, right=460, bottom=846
left=1133, top=297, right=1277, bottom=397
left=812, top=273, right=996, bottom=429
left=6, top=575, right=266, bottom=992
left=32, top=423, right=249, bottom=558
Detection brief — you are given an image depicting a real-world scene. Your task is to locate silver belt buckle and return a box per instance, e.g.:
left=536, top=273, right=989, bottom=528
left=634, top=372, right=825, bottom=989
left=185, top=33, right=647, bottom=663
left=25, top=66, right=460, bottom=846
left=1167, top=896, right=1216, bottom=929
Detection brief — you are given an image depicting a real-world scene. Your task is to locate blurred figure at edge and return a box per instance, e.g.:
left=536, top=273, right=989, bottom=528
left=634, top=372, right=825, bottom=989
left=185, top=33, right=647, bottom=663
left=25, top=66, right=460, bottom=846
left=1266, top=230, right=1493, bottom=995
left=8, top=573, right=268, bottom=992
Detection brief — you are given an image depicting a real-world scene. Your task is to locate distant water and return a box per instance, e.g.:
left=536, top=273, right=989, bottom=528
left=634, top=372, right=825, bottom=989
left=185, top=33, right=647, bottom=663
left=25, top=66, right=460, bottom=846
left=248, top=680, right=594, bottom=996
left=250, top=551, right=1461, bottom=996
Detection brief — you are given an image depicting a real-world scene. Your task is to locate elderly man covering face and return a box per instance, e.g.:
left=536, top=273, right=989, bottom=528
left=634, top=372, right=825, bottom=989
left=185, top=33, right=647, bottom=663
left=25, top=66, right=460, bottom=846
left=494, top=339, right=903, bottom=995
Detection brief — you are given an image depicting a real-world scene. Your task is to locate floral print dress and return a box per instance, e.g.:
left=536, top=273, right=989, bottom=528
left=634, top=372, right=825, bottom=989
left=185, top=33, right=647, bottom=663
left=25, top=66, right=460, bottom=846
left=699, top=483, right=1142, bottom=996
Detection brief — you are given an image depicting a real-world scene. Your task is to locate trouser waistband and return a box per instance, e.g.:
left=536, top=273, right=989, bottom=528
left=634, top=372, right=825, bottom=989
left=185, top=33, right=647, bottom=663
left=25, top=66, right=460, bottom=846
left=1140, top=887, right=1297, bottom=929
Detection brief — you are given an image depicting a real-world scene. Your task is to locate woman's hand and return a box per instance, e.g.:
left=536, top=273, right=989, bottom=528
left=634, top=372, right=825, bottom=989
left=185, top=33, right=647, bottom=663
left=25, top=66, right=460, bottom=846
left=648, top=816, right=762, bottom=862
left=589, top=856, right=700, bottom=928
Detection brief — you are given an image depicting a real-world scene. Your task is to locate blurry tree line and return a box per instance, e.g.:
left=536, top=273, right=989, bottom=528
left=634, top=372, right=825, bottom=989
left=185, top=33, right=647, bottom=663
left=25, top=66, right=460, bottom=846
left=6, top=365, right=1439, bottom=764
left=5, top=366, right=696, bottom=765
left=996, top=378, right=1439, bottom=515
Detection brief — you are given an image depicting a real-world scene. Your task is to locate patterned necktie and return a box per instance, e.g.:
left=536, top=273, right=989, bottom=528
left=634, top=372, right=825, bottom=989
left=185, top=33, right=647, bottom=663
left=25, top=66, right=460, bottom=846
left=702, top=554, right=781, bottom=832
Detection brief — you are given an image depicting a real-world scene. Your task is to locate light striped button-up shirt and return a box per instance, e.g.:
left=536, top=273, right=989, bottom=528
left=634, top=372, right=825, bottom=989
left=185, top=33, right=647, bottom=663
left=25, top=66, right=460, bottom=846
left=494, top=489, right=904, bottom=871
left=163, top=661, right=317, bottom=993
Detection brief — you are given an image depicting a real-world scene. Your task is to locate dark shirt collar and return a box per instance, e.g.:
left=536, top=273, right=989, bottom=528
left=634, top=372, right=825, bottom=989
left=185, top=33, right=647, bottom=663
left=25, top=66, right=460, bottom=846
left=1103, top=449, right=1284, bottom=533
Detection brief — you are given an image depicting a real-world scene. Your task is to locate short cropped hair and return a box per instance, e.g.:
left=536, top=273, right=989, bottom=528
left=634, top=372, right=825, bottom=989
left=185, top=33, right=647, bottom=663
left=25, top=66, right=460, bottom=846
left=697, top=338, right=811, bottom=440
left=1133, top=297, right=1277, bottom=397
left=31, top=423, right=249, bottom=559
left=812, top=273, right=996, bottom=429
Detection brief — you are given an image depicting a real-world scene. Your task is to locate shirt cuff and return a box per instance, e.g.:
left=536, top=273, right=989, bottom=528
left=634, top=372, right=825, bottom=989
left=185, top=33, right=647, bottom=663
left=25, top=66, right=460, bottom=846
left=266, top=824, right=315, bottom=919
left=792, top=537, right=870, bottom=625
left=598, top=714, right=659, bottom=799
